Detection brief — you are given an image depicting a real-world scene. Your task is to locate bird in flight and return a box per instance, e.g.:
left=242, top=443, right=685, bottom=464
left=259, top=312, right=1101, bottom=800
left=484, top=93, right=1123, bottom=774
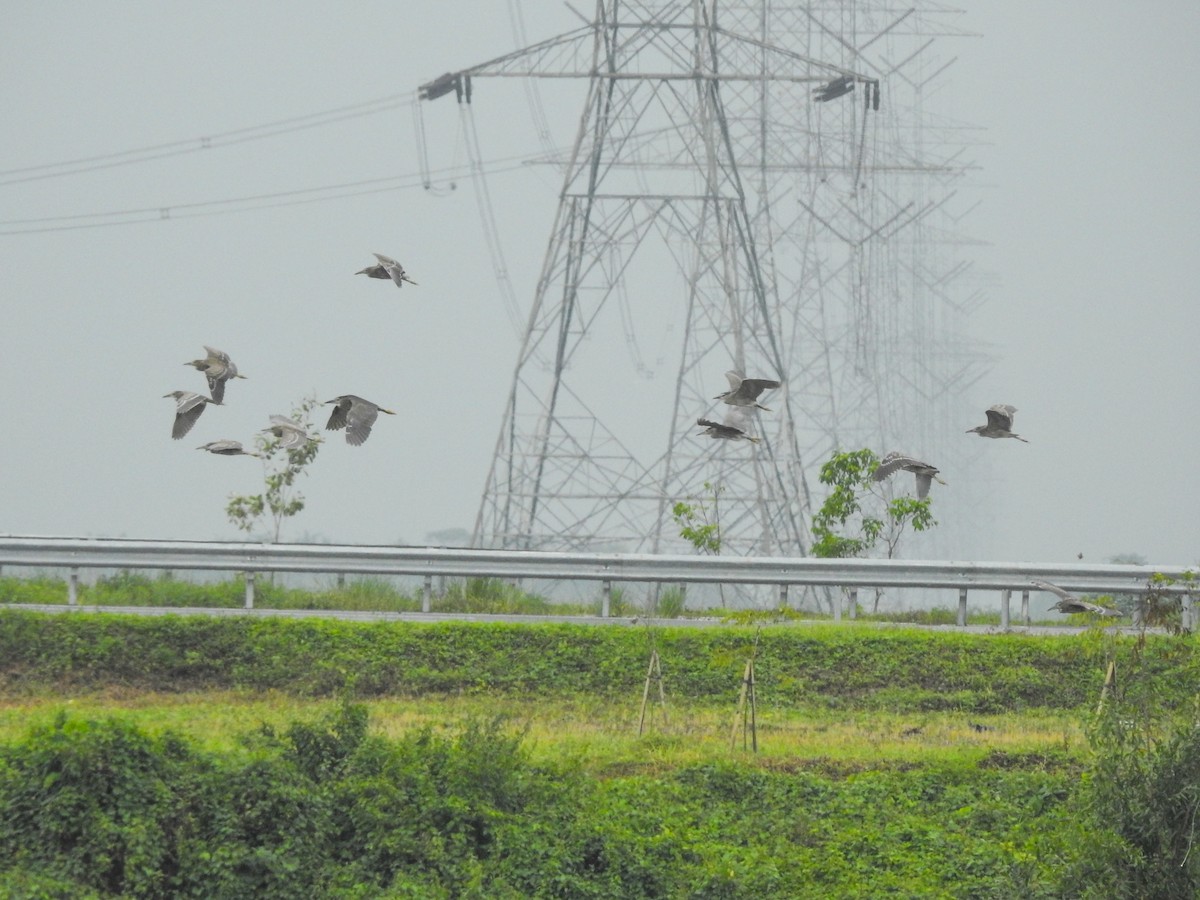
left=696, top=406, right=760, bottom=443
left=324, top=395, right=395, bottom=446
left=356, top=252, right=417, bottom=288
left=715, top=371, right=782, bottom=411
left=967, top=404, right=1028, bottom=442
left=1032, top=580, right=1124, bottom=618
left=164, top=390, right=220, bottom=440
left=184, top=346, right=246, bottom=404
left=197, top=440, right=262, bottom=459
left=872, top=452, right=946, bottom=499
left=261, top=415, right=313, bottom=450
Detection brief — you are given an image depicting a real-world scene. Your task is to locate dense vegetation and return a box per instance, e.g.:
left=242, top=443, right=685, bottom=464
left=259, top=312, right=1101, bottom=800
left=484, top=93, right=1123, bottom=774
left=0, top=607, right=1167, bottom=711
left=1, top=608, right=1198, bottom=897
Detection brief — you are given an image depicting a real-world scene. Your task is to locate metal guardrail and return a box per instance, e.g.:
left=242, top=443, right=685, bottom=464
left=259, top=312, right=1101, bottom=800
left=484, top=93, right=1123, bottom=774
left=0, top=535, right=1194, bottom=628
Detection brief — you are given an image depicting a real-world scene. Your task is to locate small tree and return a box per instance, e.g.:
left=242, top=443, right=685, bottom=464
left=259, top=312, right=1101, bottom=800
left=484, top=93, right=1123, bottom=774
left=672, top=481, right=723, bottom=556
left=671, top=481, right=724, bottom=608
left=226, top=396, right=322, bottom=542
left=810, top=448, right=938, bottom=611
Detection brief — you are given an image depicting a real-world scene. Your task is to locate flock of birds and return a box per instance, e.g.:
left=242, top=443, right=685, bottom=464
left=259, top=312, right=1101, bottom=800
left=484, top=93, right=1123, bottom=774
left=163, top=253, right=412, bottom=456
left=165, top=271, right=1116, bottom=622
left=696, top=382, right=1122, bottom=619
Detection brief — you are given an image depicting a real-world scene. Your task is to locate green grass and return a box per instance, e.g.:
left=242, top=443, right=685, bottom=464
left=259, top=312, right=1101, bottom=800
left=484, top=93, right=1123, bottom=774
left=0, top=691, right=1084, bottom=775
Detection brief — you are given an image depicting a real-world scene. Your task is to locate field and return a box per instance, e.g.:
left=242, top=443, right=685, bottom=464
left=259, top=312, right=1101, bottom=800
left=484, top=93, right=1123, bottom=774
left=0, top=604, right=1198, bottom=897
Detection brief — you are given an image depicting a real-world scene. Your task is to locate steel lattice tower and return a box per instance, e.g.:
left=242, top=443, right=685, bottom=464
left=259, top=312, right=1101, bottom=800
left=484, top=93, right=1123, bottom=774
left=421, top=1, right=987, bottom=560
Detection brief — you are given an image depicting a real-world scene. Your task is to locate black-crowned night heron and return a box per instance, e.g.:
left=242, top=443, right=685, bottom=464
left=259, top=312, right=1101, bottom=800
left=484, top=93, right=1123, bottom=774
left=185, top=346, right=246, bottom=404
left=813, top=75, right=854, bottom=102
left=715, top=371, right=782, bottom=411
left=356, top=253, right=417, bottom=288
left=164, top=390, right=220, bottom=440
left=1032, top=580, right=1124, bottom=618
left=696, top=406, right=760, bottom=444
left=872, top=452, right=946, bottom=499
left=324, top=395, right=395, bottom=446
left=967, top=404, right=1028, bottom=442
left=197, top=440, right=262, bottom=459
left=261, top=415, right=313, bottom=450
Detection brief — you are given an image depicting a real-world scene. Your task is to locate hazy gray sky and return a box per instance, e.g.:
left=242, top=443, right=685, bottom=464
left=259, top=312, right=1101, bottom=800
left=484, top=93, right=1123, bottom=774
left=2, top=2, right=1197, bottom=566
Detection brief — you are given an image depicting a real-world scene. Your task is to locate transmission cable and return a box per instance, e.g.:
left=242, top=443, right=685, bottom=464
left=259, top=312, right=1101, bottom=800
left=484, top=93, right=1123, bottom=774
left=0, top=93, right=416, bottom=187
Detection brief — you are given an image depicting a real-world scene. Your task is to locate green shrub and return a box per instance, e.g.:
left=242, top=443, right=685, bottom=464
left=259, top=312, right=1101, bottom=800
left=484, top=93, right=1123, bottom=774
left=0, top=705, right=1091, bottom=898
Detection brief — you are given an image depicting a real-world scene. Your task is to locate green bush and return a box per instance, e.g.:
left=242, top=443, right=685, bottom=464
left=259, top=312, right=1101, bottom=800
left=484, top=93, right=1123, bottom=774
left=0, top=708, right=1082, bottom=898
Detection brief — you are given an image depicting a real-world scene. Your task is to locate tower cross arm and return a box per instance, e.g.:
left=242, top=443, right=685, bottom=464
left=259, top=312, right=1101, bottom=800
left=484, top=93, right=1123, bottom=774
left=419, top=20, right=876, bottom=95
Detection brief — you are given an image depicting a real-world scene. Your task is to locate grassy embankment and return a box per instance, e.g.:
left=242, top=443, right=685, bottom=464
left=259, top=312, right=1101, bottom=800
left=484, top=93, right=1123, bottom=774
left=1, top=602, right=1196, bottom=897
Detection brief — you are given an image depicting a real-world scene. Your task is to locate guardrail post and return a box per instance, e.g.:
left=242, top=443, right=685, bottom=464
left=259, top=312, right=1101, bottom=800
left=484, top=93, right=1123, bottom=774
left=337, top=572, right=345, bottom=589
left=244, top=572, right=255, bottom=609
left=68, top=567, right=79, bottom=606
left=1020, top=589, right=1030, bottom=625
left=1183, top=593, right=1194, bottom=633
left=833, top=588, right=842, bottom=622
left=422, top=574, right=433, bottom=613
left=847, top=588, right=858, bottom=620
left=778, top=583, right=788, bottom=609
left=957, top=588, right=967, bottom=627
left=601, top=580, right=612, bottom=618
left=1000, top=589, right=1011, bottom=629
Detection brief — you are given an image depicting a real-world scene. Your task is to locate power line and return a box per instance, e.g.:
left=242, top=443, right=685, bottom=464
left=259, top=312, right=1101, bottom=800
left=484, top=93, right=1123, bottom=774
left=0, top=153, right=544, bottom=235
left=0, top=93, right=417, bottom=187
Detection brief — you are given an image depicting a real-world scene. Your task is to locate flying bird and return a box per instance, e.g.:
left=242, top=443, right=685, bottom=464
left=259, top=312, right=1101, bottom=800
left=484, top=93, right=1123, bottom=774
left=1032, top=580, right=1124, bottom=618
left=184, top=346, right=246, bottom=404
left=715, top=371, right=782, bottom=411
left=324, top=395, right=395, bottom=446
left=197, top=440, right=262, bottom=459
left=356, top=252, right=417, bottom=288
left=164, top=390, right=220, bottom=440
left=872, top=452, right=946, bottom=500
left=261, top=415, right=313, bottom=450
left=813, top=75, right=855, bottom=102
left=967, top=404, right=1028, bottom=442
left=696, top=407, right=760, bottom=444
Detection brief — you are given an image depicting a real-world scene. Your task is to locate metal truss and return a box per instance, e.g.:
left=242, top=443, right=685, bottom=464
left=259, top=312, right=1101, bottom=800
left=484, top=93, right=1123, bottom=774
left=422, top=1, right=989, bottom=565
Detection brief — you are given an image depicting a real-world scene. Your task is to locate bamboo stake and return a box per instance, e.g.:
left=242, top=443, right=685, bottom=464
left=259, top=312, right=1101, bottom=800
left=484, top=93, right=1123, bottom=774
left=731, top=658, right=752, bottom=750
left=1097, top=659, right=1117, bottom=714
left=638, top=649, right=668, bottom=735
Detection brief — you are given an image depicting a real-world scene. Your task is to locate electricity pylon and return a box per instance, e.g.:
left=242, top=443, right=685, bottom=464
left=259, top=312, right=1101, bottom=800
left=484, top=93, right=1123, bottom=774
left=421, top=1, right=986, bottom=560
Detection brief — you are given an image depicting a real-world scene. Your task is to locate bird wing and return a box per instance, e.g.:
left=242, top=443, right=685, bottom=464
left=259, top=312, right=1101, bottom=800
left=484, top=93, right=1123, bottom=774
left=985, top=405, right=1015, bottom=430
left=172, top=396, right=208, bottom=440
left=914, top=472, right=932, bottom=499
left=1032, top=580, right=1076, bottom=602
left=739, top=378, right=781, bottom=400
left=872, top=452, right=913, bottom=481
left=325, top=398, right=350, bottom=431
left=723, top=371, right=743, bottom=393
left=207, top=375, right=225, bottom=404
left=345, top=400, right=381, bottom=446
left=722, top=406, right=752, bottom=431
